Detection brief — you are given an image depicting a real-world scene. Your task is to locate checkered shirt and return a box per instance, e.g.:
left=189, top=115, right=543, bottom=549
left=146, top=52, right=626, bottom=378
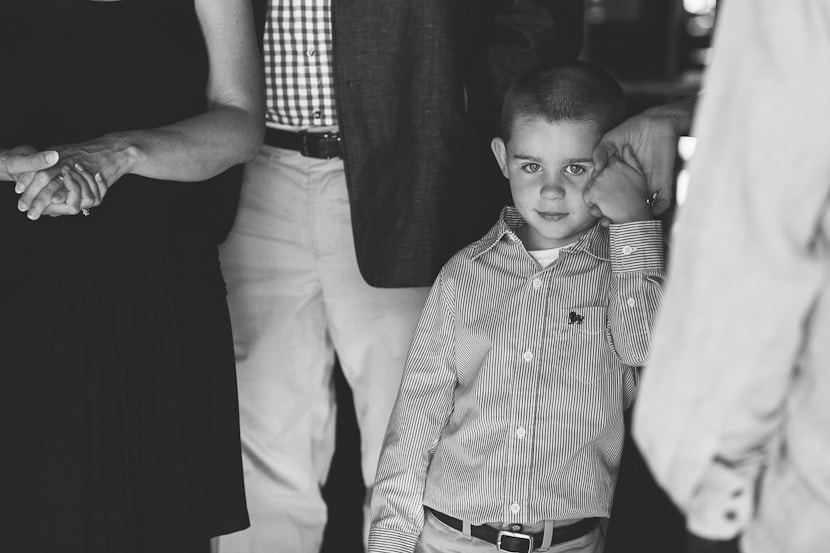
left=263, top=0, right=337, bottom=128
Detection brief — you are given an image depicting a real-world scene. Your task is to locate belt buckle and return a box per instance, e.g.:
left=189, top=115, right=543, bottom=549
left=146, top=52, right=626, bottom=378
left=300, top=131, right=340, bottom=159
left=497, top=529, right=534, bottom=553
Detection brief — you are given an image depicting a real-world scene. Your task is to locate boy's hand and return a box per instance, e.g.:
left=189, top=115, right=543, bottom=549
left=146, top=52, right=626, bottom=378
left=584, top=145, right=652, bottom=225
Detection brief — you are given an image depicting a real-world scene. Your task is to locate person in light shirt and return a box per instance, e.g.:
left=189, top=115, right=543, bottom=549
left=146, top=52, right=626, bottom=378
left=633, top=2, right=830, bottom=552
left=368, top=61, right=665, bottom=553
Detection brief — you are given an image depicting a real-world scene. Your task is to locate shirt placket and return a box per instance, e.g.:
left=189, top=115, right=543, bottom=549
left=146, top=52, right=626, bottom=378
left=502, top=268, right=549, bottom=524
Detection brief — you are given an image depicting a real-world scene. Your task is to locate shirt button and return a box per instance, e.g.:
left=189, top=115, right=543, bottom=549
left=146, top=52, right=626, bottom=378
left=306, top=47, right=317, bottom=57
left=522, top=351, right=533, bottom=362
left=622, top=245, right=634, bottom=255
left=627, top=297, right=636, bottom=307
left=516, top=427, right=526, bottom=439
left=312, top=110, right=322, bottom=119
left=510, top=503, right=521, bottom=514
left=532, top=278, right=543, bottom=289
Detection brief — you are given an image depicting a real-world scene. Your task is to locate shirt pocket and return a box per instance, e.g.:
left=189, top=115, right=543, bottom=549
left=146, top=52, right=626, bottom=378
left=557, top=306, right=613, bottom=384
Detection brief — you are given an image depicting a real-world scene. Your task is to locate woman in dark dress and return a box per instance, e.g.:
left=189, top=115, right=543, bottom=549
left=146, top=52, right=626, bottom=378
left=0, top=0, right=263, bottom=551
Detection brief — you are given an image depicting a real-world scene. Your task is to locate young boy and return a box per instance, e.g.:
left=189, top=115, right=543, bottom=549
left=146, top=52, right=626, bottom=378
left=368, top=61, right=665, bottom=553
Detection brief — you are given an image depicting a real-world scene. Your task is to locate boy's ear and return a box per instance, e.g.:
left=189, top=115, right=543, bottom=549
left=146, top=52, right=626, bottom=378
left=490, top=137, right=509, bottom=179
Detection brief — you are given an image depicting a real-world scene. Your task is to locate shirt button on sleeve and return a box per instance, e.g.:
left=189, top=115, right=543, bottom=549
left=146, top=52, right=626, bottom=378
left=522, top=351, right=533, bottom=362
left=627, top=297, right=636, bottom=307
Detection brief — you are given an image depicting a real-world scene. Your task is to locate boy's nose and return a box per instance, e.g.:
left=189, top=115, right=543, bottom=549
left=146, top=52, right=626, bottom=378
left=540, top=176, right=566, bottom=199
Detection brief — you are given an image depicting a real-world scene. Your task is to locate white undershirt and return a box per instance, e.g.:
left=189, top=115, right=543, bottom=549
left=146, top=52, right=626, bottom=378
left=528, top=246, right=565, bottom=268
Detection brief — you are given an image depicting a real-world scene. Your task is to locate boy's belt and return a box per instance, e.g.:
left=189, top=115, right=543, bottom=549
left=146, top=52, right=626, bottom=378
left=264, top=128, right=343, bottom=159
left=427, top=507, right=598, bottom=553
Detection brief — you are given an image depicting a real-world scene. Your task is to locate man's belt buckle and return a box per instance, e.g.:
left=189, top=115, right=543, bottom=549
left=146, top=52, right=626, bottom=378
left=497, top=529, right=534, bottom=553
left=300, top=131, right=340, bottom=159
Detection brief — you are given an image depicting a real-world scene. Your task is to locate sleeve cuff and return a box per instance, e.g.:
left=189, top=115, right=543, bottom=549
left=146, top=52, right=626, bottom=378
left=609, top=220, right=664, bottom=272
left=685, top=460, right=756, bottom=540
left=368, top=527, right=421, bottom=553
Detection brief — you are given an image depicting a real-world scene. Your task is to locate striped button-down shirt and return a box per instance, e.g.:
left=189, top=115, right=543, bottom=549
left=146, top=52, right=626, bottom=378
left=263, top=0, right=337, bottom=128
left=369, top=207, right=665, bottom=553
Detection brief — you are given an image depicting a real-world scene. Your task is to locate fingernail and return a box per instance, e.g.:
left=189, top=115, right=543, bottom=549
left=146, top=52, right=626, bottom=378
left=45, top=151, right=59, bottom=164
left=95, top=172, right=105, bottom=184
left=74, top=163, right=85, bottom=172
left=14, top=182, right=23, bottom=194
left=27, top=210, right=38, bottom=220
left=18, top=200, right=28, bottom=211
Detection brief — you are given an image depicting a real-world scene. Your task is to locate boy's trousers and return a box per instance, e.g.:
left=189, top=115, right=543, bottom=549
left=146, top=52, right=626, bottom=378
left=416, top=510, right=605, bottom=553
left=214, top=144, right=429, bottom=553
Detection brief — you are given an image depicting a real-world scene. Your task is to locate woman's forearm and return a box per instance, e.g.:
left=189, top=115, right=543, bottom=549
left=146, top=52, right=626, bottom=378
left=109, top=103, right=264, bottom=183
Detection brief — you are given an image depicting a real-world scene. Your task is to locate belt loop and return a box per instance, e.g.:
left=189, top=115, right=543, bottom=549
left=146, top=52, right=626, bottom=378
left=462, top=520, right=472, bottom=540
left=538, top=520, right=554, bottom=551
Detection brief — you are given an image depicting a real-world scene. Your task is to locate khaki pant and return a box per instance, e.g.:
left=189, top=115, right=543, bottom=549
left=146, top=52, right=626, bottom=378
left=214, top=144, right=430, bottom=553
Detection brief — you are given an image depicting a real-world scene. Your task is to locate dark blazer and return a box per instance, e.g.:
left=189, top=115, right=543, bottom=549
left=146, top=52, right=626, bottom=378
left=252, top=0, right=583, bottom=287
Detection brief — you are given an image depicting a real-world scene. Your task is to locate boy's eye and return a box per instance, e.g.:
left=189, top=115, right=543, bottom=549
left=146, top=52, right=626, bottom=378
left=564, top=164, right=586, bottom=176
left=522, top=163, right=542, bottom=174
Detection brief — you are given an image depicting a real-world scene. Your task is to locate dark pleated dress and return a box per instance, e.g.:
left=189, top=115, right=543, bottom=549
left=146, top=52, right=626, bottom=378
left=0, top=1, right=249, bottom=551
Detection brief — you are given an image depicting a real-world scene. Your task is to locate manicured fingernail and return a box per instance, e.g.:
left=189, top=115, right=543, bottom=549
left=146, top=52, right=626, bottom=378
left=15, top=182, right=23, bottom=194
left=45, top=151, right=59, bottom=164
left=74, top=163, right=85, bottom=172
left=95, top=172, right=105, bottom=184
left=27, top=210, right=38, bottom=220
left=18, top=200, right=28, bottom=211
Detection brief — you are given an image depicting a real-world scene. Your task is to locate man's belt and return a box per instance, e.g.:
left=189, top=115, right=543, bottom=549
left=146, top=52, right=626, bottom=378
left=264, top=128, right=343, bottom=159
left=427, top=507, right=598, bottom=553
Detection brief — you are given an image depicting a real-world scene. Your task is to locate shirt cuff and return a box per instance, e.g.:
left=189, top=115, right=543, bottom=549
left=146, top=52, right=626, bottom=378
left=608, top=220, right=664, bottom=273
left=368, top=527, right=421, bottom=553
left=686, top=460, right=756, bottom=540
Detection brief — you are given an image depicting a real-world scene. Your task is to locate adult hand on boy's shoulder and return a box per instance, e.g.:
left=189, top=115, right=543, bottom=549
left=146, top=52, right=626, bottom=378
left=584, top=145, right=652, bottom=225
left=592, top=98, right=695, bottom=216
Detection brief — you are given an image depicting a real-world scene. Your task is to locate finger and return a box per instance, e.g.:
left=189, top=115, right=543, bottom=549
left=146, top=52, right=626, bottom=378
left=41, top=201, right=83, bottom=217
left=51, top=186, right=68, bottom=204
left=66, top=163, right=99, bottom=207
left=26, top=180, right=66, bottom=220
left=622, top=145, right=645, bottom=173
left=94, top=172, right=108, bottom=200
left=591, top=141, right=615, bottom=174
left=14, top=170, right=37, bottom=194
left=59, top=170, right=82, bottom=213
left=6, top=150, right=59, bottom=177
left=18, top=167, right=62, bottom=212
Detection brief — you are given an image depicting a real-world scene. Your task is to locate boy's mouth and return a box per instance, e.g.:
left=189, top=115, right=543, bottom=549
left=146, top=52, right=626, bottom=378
left=536, top=210, right=568, bottom=222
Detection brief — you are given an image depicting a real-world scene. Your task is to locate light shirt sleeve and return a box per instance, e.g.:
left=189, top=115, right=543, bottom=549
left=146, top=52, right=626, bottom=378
left=607, top=220, right=665, bottom=370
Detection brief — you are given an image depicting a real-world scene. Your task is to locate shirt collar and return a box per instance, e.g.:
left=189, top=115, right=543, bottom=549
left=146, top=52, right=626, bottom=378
left=470, top=206, right=609, bottom=261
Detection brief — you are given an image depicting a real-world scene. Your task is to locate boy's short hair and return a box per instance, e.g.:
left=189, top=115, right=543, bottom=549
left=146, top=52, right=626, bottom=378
left=500, top=61, right=626, bottom=142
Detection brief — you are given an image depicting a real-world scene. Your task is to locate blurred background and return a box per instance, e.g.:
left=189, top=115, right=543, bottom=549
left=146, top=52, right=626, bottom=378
left=321, top=1, right=719, bottom=551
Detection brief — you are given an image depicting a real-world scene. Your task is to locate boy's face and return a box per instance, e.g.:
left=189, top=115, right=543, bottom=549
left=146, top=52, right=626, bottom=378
left=491, top=118, right=600, bottom=250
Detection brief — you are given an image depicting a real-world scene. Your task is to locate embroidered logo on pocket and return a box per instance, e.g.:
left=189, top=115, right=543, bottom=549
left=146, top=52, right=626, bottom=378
left=568, top=311, right=584, bottom=325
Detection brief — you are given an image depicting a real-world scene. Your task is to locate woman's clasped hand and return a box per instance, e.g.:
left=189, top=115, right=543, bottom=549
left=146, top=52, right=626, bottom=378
left=4, top=136, right=134, bottom=220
